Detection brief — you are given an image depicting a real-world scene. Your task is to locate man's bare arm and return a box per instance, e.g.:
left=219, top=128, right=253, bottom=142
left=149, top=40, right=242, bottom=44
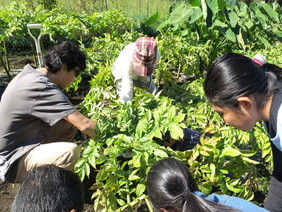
left=64, top=111, right=96, bottom=138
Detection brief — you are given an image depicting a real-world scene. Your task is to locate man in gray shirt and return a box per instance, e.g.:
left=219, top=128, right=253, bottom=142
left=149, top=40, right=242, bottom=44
left=0, top=41, right=96, bottom=182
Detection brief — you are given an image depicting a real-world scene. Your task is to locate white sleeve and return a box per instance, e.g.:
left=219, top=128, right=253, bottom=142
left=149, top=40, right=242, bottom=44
left=119, top=75, right=134, bottom=103
left=271, top=105, right=282, bottom=152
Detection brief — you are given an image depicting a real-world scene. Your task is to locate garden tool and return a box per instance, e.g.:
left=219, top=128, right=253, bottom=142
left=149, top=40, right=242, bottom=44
left=27, top=23, right=43, bottom=67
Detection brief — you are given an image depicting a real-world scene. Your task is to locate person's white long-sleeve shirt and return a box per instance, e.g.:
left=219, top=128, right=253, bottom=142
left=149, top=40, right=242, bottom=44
left=112, top=43, right=161, bottom=103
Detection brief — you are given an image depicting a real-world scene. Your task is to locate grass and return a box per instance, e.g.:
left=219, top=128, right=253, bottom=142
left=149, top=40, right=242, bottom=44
left=0, top=0, right=180, bottom=20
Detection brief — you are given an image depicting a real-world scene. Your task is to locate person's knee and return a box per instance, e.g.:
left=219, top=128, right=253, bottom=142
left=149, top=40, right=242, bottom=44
left=69, top=144, right=81, bottom=162
left=55, top=144, right=81, bottom=170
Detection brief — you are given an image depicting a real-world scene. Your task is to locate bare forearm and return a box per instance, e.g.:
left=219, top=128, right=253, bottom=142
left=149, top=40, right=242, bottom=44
left=64, top=111, right=97, bottom=139
left=80, top=119, right=96, bottom=138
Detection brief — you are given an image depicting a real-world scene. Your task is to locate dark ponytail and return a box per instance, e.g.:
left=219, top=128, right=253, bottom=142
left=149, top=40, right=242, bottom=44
left=204, top=53, right=282, bottom=109
left=146, top=158, right=240, bottom=212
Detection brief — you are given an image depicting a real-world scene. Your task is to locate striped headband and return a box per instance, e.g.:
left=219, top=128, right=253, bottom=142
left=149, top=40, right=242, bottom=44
left=252, top=53, right=267, bottom=66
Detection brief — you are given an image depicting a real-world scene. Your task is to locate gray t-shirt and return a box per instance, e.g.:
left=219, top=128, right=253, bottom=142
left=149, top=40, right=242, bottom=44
left=0, top=64, right=76, bottom=181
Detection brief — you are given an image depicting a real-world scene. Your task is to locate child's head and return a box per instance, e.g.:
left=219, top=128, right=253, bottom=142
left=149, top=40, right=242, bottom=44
left=203, top=53, right=282, bottom=131
left=11, top=165, right=84, bottom=212
left=147, top=158, right=198, bottom=212
left=147, top=158, right=239, bottom=212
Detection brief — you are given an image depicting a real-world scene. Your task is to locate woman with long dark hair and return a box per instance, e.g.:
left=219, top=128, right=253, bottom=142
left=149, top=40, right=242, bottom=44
left=147, top=158, right=268, bottom=212
left=204, top=53, right=282, bottom=211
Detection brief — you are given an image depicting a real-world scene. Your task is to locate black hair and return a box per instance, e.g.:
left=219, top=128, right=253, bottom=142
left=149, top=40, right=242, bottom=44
left=204, top=53, right=282, bottom=109
left=11, top=165, right=84, bottom=212
left=147, top=158, right=240, bottom=212
left=44, top=41, right=86, bottom=74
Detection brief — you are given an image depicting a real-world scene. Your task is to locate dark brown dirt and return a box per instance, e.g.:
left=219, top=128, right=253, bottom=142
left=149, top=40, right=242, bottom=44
left=0, top=182, right=20, bottom=212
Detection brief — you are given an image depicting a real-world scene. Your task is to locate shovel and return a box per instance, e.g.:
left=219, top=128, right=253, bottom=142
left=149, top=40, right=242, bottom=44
left=27, top=23, right=43, bottom=67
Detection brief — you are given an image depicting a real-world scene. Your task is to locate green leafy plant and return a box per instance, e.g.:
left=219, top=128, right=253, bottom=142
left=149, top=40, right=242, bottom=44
left=1, top=2, right=279, bottom=210
left=75, top=64, right=273, bottom=210
left=158, top=1, right=282, bottom=50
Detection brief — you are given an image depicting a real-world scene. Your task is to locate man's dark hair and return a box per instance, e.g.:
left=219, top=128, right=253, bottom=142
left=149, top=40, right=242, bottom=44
left=44, top=41, right=86, bottom=74
left=11, top=165, right=84, bottom=212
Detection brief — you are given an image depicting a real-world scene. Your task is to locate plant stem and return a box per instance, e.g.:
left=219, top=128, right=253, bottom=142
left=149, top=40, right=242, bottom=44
left=2, top=40, right=11, bottom=81
left=145, top=197, right=153, bottom=212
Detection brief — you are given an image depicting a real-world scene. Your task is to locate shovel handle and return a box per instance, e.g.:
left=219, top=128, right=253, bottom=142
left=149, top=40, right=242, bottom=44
left=27, top=24, right=42, bottom=29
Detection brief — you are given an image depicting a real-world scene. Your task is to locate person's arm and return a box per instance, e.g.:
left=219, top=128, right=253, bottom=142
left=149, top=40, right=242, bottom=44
left=113, top=44, right=136, bottom=103
left=64, top=111, right=96, bottom=138
left=119, top=76, right=134, bottom=103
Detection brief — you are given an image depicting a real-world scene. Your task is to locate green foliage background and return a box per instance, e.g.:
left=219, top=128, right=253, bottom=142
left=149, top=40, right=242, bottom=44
left=1, top=0, right=282, bottom=211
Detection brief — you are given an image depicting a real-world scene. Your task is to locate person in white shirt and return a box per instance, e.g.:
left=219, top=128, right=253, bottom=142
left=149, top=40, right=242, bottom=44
left=112, top=37, right=161, bottom=102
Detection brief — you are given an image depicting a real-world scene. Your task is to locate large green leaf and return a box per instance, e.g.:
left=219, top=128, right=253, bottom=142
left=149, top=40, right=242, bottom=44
left=96, top=169, right=110, bottom=181
left=169, top=4, right=194, bottom=25
left=222, top=28, right=236, bottom=42
left=206, top=0, right=219, bottom=16
left=136, top=118, right=149, bottom=138
left=244, top=19, right=254, bottom=29
left=107, top=191, right=117, bottom=211
left=221, top=146, right=241, bottom=157
left=258, top=37, right=271, bottom=47
left=237, top=1, right=248, bottom=17
left=169, top=124, right=184, bottom=140
left=173, top=113, right=186, bottom=123
left=226, top=180, right=243, bottom=193
left=237, top=28, right=246, bottom=49
left=154, top=149, right=169, bottom=158
left=228, top=10, right=238, bottom=28
left=136, top=183, right=146, bottom=197
left=132, top=154, right=142, bottom=168
left=213, top=19, right=227, bottom=28
left=259, top=3, right=279, bottom=22
left=189, top=7, right=203, bottom=24
left=157, top=19, right=169, bottom=30
left=167, top=106, right=176, bottom=122
left=199, top=182, right=213, bottom=194
left=224, top=0, right=235, bottom=7
left=144, top=12, right=161, bottom=26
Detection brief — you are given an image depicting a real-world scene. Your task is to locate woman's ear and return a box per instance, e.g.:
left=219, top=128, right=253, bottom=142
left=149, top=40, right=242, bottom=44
left=237, top=96, right=253, bottom=111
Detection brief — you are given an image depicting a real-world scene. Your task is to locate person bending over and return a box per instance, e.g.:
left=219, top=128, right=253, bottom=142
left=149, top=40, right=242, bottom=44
left=203, top=53, right=282, bottom=211
left=147, top=158, right=268, bottom=212
left=0, top=41, right=96, bottom=183
left=112, top=36, right=161, bottom=102
left=11, top=165, right=84, bottom=212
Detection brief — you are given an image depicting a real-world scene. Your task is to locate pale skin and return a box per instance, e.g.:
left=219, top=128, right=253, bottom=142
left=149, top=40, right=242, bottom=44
left=212, top=94, right=273, bottom=132
left=37, top=65, right=96, bottom=138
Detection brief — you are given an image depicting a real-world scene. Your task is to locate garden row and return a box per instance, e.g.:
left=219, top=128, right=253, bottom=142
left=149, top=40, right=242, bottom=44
left=1, top=1, right=282, bottom=211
